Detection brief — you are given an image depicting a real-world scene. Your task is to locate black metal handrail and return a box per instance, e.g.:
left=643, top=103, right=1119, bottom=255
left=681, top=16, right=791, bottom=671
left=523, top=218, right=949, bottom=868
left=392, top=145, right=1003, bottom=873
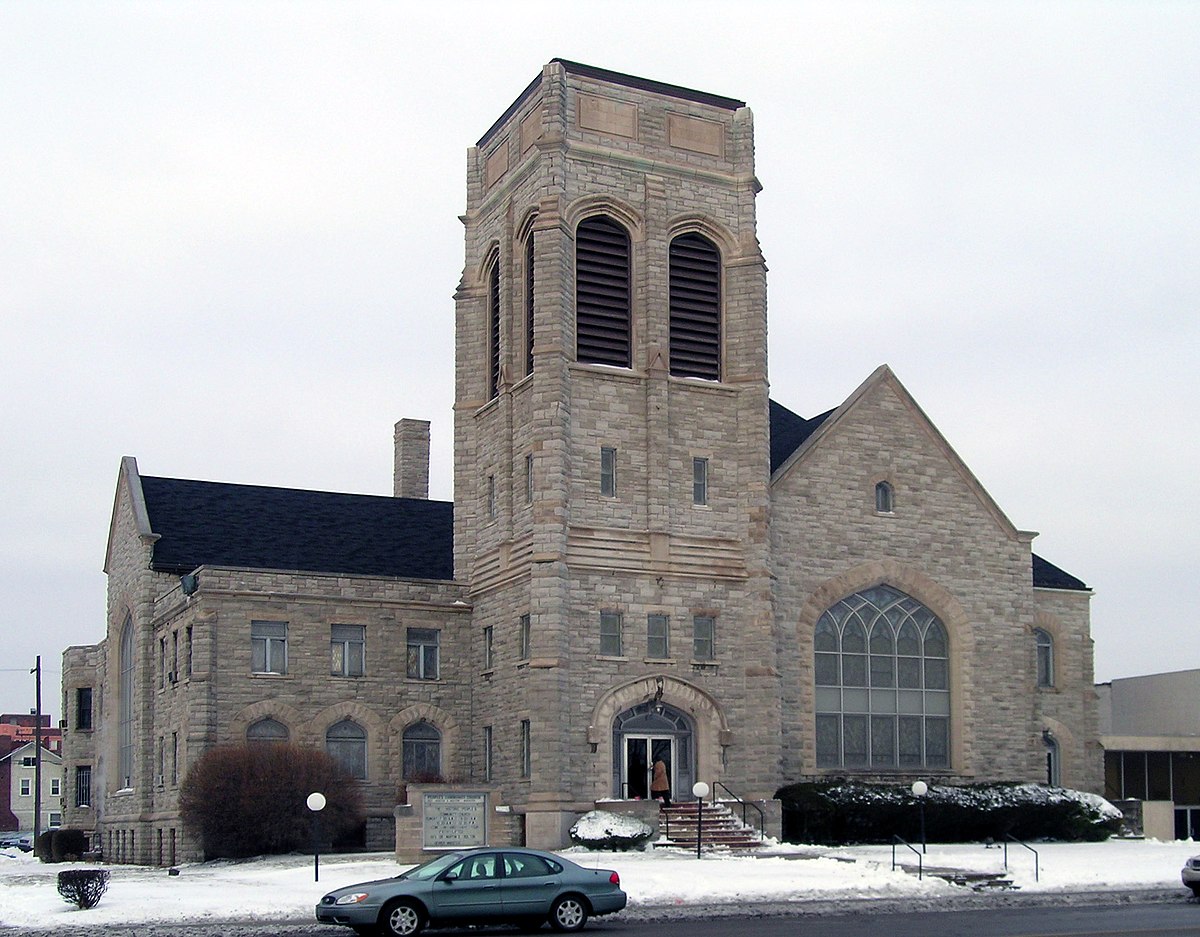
left=1003, top=833, right=1039, bottom=882
left=892, top=834, right=923, bottom=880
left=712, top=781, right=765, bottom=841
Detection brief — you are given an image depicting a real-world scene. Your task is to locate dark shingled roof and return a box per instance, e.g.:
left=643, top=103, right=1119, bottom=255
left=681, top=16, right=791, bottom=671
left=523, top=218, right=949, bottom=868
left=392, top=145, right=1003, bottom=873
left=1032, top=553, right=1089, bottom=591
left=139, top=476, right=454, bottom=581
left=769, top=399, right=835, bottom=474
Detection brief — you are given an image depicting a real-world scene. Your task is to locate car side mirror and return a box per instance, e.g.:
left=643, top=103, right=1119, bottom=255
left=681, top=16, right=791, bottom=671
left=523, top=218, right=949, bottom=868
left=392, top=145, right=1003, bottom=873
left=440, top=871, right=458, bottom=883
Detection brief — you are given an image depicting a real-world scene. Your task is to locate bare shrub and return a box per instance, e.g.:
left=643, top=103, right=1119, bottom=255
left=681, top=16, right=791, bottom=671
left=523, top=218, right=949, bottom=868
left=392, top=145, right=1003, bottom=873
left=179, top=743, right=364, bottom=860
left=56, top=869, right=109, bottom=909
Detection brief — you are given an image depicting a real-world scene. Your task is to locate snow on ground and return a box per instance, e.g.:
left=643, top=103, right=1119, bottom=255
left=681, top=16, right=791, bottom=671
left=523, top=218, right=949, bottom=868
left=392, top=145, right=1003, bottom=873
left=1, top=838, right=1197, bottom=931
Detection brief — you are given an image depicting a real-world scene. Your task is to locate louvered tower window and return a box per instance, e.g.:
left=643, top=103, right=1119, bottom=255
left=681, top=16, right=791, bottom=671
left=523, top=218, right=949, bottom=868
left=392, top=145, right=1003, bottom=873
left=575, top=216, right=631, bottom=367
left=669, top=233, right=721, bottom=380
left=487, top=253, right=501, bottom=399
left=524, top=233, right=535, bottom=376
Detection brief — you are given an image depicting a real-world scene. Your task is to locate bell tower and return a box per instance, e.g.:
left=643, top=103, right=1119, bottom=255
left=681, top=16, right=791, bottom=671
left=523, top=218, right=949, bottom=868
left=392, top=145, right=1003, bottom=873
left=454, top=60, right=777, bottom=846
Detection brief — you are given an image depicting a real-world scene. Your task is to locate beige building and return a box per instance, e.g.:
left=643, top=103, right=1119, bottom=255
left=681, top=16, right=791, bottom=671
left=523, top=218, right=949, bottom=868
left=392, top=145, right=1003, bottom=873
left=2, top=742, right=64, bottom=833
left=1098, top=670, right=1200, bottom=840
left=61, top=60, right=1100, bottom=864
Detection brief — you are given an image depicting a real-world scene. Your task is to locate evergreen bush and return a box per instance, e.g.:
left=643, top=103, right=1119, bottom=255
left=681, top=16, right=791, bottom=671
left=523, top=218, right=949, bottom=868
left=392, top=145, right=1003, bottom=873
left=776, top=780, right=1121, bottom=845
left=179, top=743, right=364, bottom=860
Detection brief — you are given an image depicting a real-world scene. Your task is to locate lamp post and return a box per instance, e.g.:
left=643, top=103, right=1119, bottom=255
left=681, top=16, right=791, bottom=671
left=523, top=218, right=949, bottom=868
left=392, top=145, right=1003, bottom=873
left=910, top=780, right=927, bottom=854
left=306, top=792, right=326, bottom=882
left=691, top=781, right=709, bottom=859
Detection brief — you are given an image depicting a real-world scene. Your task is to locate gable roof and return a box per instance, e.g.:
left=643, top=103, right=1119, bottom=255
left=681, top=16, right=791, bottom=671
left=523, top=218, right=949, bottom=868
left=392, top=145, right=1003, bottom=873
left=769, top=370, right=1090, bottom=593
left=137, top=475, right=454, bottom=581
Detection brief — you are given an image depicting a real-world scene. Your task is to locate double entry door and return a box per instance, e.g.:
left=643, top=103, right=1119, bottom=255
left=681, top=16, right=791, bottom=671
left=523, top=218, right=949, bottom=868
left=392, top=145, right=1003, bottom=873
left=624, top=735, right=675, bottom=801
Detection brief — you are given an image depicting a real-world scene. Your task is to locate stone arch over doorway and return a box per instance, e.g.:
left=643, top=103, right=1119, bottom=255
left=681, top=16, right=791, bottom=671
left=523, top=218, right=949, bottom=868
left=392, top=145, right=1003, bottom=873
left=587, top=675, right=728, bottom=802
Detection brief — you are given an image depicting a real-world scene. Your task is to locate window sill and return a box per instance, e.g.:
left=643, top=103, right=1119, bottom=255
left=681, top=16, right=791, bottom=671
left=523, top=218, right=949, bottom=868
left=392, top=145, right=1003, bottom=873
left=874, top=511, right=896, bottom=518
left=597, top=655, right=629, bottom=663
left=644, top=657, right=676, bottom=665
left=691, top=660, right=718, bottom=671
left=251, top=672, right=292, bottom=679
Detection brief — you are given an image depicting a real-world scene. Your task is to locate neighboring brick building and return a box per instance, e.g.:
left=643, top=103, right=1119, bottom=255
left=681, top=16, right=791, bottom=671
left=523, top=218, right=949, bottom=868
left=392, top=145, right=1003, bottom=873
left=60, top=60, right=1099, bottom=864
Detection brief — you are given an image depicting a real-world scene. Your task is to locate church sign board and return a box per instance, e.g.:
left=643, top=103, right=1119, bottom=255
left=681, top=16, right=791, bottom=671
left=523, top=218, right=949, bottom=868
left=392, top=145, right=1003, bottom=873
left=421, top=791, right=488, bottom=848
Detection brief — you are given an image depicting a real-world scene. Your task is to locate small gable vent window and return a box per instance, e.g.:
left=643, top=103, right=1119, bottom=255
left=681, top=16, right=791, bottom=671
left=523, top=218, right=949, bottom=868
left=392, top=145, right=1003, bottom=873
left=575, top=216, right=631, bottom=368
left=487, top=252, right=501, bottom=399
left=669, top=232, right=721, bottom=380
left=875, top=481, right=894, bottom=514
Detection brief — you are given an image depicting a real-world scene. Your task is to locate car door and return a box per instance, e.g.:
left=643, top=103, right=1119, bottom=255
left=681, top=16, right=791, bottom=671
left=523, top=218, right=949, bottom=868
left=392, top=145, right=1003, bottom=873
left=430, top=852, right=503, bottom=921
left=499, top=852, right=561, bottom=916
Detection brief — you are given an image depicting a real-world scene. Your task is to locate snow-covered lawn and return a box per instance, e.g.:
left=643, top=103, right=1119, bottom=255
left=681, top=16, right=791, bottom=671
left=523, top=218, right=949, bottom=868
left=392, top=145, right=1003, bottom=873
left=1, top=838, right=1196, bottom=931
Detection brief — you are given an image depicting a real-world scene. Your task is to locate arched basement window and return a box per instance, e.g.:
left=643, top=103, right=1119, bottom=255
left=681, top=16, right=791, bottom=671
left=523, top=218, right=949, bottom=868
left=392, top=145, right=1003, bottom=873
left=326, top=719, right=367, bottom=780
left=402, top=722, right=442, bottom=781
left=1035, top=628, right=1055, bottom=688
left=575, top=216, right=631, bottom=368
left=669, top=232, right=721, bottom=380
left=815, top=585, right=949, bottom=770
left=118, top=616, right=134, bottom=788
left=246, top=718, right=289, bottom=745
left=487, top=251, right=501, bottom=399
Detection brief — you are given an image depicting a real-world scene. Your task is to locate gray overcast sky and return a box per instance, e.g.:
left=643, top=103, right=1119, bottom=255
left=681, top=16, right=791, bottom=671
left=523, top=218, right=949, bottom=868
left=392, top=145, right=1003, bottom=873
left=1, top=1, right=1196, bottom=718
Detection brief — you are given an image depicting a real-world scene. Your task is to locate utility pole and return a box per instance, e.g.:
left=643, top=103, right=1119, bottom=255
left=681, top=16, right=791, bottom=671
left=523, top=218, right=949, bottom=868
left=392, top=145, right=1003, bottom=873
left=31, top=656, right=42, bottom=846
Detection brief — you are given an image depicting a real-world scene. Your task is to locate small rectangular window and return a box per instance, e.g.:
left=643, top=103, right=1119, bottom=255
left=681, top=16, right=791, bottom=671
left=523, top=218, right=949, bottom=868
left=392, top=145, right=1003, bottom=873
left=693, top=615, right=715, bottom=661
left=520, top=719, right=531, bottom=778
left=484, top=726, right=493, bottom=782
left=19, top=778, right=30, bottom=796
left=251, top=620, right=288, bottom=674
left=600, top=447, right=617, bottom=497
left=159, top=638, right=166, bottom=688
left=331, top=624, right=365, bottom=677
left=50, top=777, right=61, bottom=796
left=186, top=626, right=193, bottom=676
left=525, top=453, right=534, bottom=504
left=76, top=687, right=93, bottom=731
left=171, top=732, right=178, bottom=785
left=647, top=614, right=670, bottom=659
left=600, top=611, right=623, bottom=657
left=519, top=613, right=531, bottom=660
left=487, top=474, right=496, bottom=520
left=693, top=457, right=709, bottom=505
left=75, top=765, right=92, bottom=808
left=483, top=626, right=494, bottom=670
left=407, top=628, right=440, bottom=680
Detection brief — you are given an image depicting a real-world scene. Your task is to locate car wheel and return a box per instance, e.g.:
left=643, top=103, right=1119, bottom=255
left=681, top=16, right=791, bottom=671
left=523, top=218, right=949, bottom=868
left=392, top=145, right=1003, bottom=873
left=381, top=899, right=425, bottom=937
left=549, top=895, right=588, bottom=932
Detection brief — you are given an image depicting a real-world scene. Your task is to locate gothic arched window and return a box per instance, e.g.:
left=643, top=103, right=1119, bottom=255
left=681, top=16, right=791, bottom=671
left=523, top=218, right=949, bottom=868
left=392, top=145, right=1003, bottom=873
left=119, top=616, right=134, bottom=788
left=1035, top=628, right=1055, bottom=688
left=814, top=585, right=949, bottom=770
left=875, top=481, right=894, bottom=513
left=402, top=722, right=442, bottom=781
left=669, top=232, right=721, bottom=380
left=487, top=251, right=501, bottom=399
left=575, top=216, right=631, bottom=368
left=246, top=718, right=289, bottom=745
left=326, top=719, right=367, bottom=779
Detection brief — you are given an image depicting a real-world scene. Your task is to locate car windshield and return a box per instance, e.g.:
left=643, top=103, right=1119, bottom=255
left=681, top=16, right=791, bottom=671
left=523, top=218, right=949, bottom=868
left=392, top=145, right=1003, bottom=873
left=399, top=852, right=466, bottom=881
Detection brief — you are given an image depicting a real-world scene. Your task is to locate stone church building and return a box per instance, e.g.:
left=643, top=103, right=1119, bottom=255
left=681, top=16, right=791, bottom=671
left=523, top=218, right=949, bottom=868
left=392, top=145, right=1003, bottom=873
left=60, top=60, right=1100, bottom=865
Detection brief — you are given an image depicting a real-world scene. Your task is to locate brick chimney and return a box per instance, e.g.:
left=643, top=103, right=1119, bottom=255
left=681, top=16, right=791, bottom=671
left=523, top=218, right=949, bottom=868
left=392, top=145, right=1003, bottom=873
left=393, top=419, right=430, bottom=499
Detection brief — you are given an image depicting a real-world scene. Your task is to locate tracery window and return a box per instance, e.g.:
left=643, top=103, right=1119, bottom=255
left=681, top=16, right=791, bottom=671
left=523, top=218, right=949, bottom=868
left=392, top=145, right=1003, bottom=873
left=814, top=585, right=949, bottom=770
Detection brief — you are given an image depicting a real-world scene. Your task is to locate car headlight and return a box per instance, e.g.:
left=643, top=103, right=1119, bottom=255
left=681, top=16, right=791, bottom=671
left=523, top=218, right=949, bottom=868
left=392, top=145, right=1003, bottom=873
left=335, top=893, right=370, bottom=905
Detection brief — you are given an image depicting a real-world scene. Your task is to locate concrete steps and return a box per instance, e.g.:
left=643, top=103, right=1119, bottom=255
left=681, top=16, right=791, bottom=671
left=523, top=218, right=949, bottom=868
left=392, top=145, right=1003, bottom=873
left=655, top=801, right=764, bottom=852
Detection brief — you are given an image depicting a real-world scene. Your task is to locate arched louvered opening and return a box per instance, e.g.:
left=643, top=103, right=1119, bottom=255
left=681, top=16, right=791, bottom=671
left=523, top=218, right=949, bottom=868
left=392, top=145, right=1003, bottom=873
left=487, top=252, right=501, bottom=398
left=524, top=233, right=535, bottom=377
left=575, top=216, right=631, bottom=367
left=669, top=232, right=721, bottom=380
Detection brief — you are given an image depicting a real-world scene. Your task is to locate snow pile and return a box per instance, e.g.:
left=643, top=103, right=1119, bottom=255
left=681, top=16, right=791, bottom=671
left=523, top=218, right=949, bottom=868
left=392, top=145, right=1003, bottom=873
left=569, top=809, right=655, bottom=850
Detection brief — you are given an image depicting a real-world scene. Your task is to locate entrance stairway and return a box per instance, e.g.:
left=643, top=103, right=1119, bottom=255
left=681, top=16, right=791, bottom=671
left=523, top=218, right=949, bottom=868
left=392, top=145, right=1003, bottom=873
left=656, top=801, right=764, bottom=852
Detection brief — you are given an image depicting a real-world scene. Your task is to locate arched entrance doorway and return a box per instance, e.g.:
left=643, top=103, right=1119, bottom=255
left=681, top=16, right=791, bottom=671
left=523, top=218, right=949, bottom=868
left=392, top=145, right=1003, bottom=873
left=612, top=702, right=694, bottom=801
